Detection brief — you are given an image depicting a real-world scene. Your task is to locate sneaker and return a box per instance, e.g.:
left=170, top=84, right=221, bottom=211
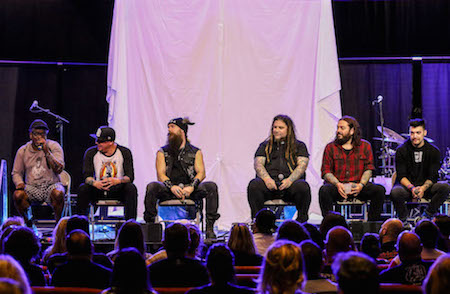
left=414, top=215, right=428, bottom=226
left=205, top=230, right=217, bottom=240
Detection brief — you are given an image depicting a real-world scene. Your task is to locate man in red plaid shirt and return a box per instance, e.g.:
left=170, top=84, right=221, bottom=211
left=319, top=116, right=385, bottom=221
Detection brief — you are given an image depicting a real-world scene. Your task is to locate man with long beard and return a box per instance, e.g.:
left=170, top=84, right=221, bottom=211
left=319, top=116, right=385, bottom=221
left=144, top=118, right=220, bottom=239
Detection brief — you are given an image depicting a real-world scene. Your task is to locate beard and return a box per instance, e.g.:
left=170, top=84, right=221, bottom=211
left=167, top=132, right=183, bottom=154
left=335, top=133, right=352, bottom=145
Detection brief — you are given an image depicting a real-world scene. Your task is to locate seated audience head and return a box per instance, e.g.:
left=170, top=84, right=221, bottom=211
left=66, top=229, right=93, bottom=259
left=3, top=227, right=40, bottom=264
left=258, top=240, right=305, bottom=294
left=46, top=217, right=69, bottom=255
left=228, top=223, right=257, bottom=255
left=0, top=255, right=31, bottom=294
left=379, top=218, right=404, bottom=243
left=325, top=226, right=355, bottom=262
left=116, top=220, right=145, bottom=256
left=332, top=251, right=378, bottom=294
left=433, top=214, right=450, bottom=238
left=0, top=277, right=24, bottom=294
left=254, top=209, right=277, bottom=235
left=276, top=220, right=310, bottom=244
left=360, top=233, right=381, bottom=260
left=320, top=212, right=348, bottom=240
left=302, top=223, right=325, bottom=250
left=66, top=215, right=89, bottom=235
left=0, top=226, right=20, bottom=253
left=163, top=223, right=190, bottom=257
left=0, top=217, right=24, bottom=231
left=206, top=244, right=236, bottom=285
left=110, top=247, right=151, bottom=293
left=397, top=231, right=422, bottom=263
left=423, top=253, right=450, bottom=294
left=186, top=223, right=202, bottom=258
left=415, top=220, right=440, bottom=250
left=300, top=240, right=324, bottom=280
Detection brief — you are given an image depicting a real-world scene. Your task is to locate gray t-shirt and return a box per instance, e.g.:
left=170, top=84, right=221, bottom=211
left=12, top=140, right=64, bottom=186
left=92, top=148, right=125, bottom=181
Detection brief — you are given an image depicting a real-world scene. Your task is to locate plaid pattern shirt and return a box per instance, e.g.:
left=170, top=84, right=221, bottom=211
left=321, top=139, right=375, bottom=183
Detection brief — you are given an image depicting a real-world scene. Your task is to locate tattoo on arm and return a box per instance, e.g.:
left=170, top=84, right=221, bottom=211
left=121, top=176, right=131, bottom=184
left=254, top=157, right=270, bottom=180
left=86, top=177, right=95, bottom=186
left=423, top=180, right=433, bottom=190
left=324, top=173, right=340, bottom=186
left=288, top=156, right=309, bottom=182
left=45, top=151, right=64, bottom=174
left=360, top=170, right=372, bottom=185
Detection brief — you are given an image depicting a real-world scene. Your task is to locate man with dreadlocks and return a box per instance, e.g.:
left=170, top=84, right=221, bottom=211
left=319, top=116, right=385, bottom=221
left=143, top=117, right=220, bottom=239
left=247, top=114, right=311, bottom=222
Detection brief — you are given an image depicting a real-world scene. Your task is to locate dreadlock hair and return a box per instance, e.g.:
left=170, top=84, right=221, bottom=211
left=265, top=114, right=298, bottom=172
left=339, top=116, right=362, bottom=147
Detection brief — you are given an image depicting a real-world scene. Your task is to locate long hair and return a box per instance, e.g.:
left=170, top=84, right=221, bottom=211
left=228, top=223, right=257, bottom=255
left=423, top=254, right=450, bottom=294
left=43, top=217, right=69, bottom=264
left=339, top=116, right=362, bottom=146
left=258, top=240, right=305, bottom=294
left=0, top=255, right=31, bottom=294
left=265, top=115, right=298, bottom=172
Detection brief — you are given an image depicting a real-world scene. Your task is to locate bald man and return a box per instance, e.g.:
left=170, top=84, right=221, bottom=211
left=380, top=231, right=434, bottom=285
left=378, top=218, right=404, bottom=260
left=324, top=226, right=356, bottom=263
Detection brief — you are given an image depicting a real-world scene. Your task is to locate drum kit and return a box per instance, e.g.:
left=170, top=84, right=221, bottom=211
left=373, top=126, right=435, bottom=177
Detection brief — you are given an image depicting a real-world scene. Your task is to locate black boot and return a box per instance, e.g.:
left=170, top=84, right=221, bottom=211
left=206, top=215, right=220, bottom=239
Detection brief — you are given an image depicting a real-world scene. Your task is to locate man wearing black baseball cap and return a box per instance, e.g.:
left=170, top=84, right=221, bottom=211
left=76, top=126, right=137, bottom=219
left=143, top=117, right=220, bottom=239
left=12, top=119, right=65, bottom=226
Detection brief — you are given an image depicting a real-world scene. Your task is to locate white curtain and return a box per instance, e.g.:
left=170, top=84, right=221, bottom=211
left=107, top=0, right=341, bottom=228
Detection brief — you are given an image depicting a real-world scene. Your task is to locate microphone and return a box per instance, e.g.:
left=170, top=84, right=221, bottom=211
left=29, top=100, right=39, bottom=112
left=178, top=183, right=186, bottom=203
left=372, top=95, right=383, bottom=105
left=278, top=174, right=284, bottom=182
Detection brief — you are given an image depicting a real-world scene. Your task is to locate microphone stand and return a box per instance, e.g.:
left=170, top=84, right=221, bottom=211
left=377, top=99, right=389, bottom=176
left=31, top=104, right=70, bottom=148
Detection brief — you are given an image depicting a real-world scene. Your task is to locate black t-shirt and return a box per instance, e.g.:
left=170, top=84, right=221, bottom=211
left=255, top=139, right=309, bottom=180
left=170, top=151, right=191, bottom=185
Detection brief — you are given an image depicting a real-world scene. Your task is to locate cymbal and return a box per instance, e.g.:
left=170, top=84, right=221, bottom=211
left=373, top=137, right=404, bottom=144
left=376, top=126, right=405, bottom=144
left=400, top=133, right=435, bottom=143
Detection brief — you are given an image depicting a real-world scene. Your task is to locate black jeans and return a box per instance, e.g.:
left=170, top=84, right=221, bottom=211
left=76, top=183, right=138, bottom=220
left=143, top=181, right=220, bottom=223
left=247, top=178, right=311, bottom=222
left=390, top=182, right=450, bottom=221
left=319, top=182, right=385, bottom=221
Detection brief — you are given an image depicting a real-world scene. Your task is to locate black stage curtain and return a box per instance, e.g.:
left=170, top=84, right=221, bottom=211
left=333, top=0, right=450, bottom=57
left=0, top=64, right=108, bottom=198
left=339, top=62, right=413, bottom=172
left=422, top=62, right=450, bottom=156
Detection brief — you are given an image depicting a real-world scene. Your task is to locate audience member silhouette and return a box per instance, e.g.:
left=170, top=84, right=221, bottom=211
left=0, top=254, right=31, bottom=294
left=332, top=251, right=379, bottom=294
left=423, top=253, right=450, bottom=294
left=187, top=244, right=254, bottom=294
left=228, top=223, right=263, bottom=266
left=107, top=220, right=149, bottom=262
left=252, top=209, right=277, bottom=256
left=324, top=226, right=355, bottom=263
left=276, top=220, right=310, bottom=244
left=3, top=226, right=46, bottom=286
left=102, top=248, right=156, bottom=294
left=51, top=229, right=112, bottom=289
left=148, top=223, right=209, bottom=287
left=257, top=240, right=305, bottom=294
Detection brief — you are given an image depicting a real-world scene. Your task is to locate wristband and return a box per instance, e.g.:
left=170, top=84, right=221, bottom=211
left=359, top=182, right=366, bottom=188
left=407, top=184, right=415, bottom=191
left=190, top=178, right=201, bottom=189
left=163, top=180, right=173, bottom=189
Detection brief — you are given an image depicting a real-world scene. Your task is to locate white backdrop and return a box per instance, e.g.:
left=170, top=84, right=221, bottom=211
left=107, top=0, right=342, bottom=228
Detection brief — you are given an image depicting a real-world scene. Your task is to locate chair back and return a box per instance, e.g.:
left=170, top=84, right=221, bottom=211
left=32, top=286, right=102, bottom=293
left=60, top=170, right=71, bottom=195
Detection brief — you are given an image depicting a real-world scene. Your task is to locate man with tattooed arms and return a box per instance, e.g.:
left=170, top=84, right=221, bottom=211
left=391, top=118, right=450, bottom=223
left=319, top=116, right=385, bottom=221
left=247, top=114, right=311, bottom=222
left=12, top=119, right=65, bottom=226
